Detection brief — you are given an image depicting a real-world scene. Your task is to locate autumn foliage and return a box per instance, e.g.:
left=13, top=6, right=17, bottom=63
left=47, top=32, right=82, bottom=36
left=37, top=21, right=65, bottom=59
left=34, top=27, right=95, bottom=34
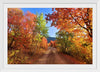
left=46, top=8, right=93, bottom=64
left=8, top=8, right=93, bottom=64
left=8, top=8, right=48, bottom=64
left=40, top=37, right=48, bottom=50
left=49, top=40, right=57, bottom=48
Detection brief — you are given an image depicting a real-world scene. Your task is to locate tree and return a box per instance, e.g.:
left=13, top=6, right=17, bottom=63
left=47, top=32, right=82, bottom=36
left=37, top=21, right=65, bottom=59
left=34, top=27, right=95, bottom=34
left=45, top=8, right=92, bottom=41
left=8, top=9, right=37, bottom=50
left=56, top=30, right=73, bottom=53
left=20, top=11, right=36, bottom=49
left=40, top=37, right=48, bottom=50
left=49, top=40, right=56, bottom=48
left=36, top=13, right=49, bottom=38
left=8, top=8, right=23, bottom=49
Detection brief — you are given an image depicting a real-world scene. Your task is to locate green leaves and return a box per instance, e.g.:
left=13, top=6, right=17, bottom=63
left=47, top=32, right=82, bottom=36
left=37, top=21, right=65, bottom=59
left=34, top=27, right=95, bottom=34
left=8, top=9, right=49, bottom=64
left=35, top=33, right=43, bottom=42
left=36, top=13, right=49, bottom=38
left=56, top=30, right=74, bottom=53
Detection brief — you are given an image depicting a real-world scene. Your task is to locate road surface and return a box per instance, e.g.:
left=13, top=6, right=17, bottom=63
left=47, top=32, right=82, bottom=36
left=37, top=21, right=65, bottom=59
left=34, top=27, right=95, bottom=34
left=34, top=47, right=81, bottom=64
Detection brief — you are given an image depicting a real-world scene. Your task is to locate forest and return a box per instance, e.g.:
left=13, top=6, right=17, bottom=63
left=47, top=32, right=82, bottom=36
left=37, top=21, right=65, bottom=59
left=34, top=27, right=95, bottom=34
left=8, top=8, right=92, bottom=64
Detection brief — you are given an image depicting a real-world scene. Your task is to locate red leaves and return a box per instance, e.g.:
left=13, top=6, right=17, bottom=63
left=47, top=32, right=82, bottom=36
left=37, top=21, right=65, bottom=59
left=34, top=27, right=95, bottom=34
left=8, top=8, right=37, bottom=50
left=8, top=8, right=23, bottom=25
left=52, top=8, right=54, bottom=11
left=45, top=8, right=92, bottom=39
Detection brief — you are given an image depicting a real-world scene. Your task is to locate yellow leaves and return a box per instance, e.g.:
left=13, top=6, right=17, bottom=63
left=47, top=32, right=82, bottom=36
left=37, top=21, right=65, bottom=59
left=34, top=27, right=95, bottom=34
left=72, top=38, right=75, bottom=41
left=66, top=48, right=68, bottom=52
left=16, top=50, right=19, bottom=53
left=80, top=38, right=83, bottom=42
left=11, top=31, right=15, bottom=36
left=10, top=51, right=15, bottom=57
left=86, top=44, right=92, bottom=50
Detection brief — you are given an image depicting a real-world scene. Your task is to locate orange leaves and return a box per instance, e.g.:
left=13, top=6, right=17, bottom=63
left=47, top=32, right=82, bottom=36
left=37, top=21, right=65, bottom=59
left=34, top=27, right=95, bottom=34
left=45, top=8, right=93, bottom=64
left=40, top=37, right=48, bottom=50
left=73, top=29, right=81, bottom=33
left=8, top=8, right=23, bottom=26
left=8, top=8, right=37, bottom=50
left=45, top=8, right=93, bottom=57
left=46, top=8, right=93, bottom=39
left=49, top=40, right=56, bottom=48
left=21, top=11, right=36, bottom=31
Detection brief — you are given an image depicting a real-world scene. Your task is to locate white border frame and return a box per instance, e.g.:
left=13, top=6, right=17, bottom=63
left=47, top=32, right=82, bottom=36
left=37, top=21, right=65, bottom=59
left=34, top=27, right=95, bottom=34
left=4, top=3, right=96, bottom=69
left=0, top=0, right=100, bottom=72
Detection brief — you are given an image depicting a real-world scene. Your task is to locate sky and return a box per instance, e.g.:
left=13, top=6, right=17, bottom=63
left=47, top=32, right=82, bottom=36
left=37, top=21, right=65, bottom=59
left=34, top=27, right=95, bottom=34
left=21, top=8, right=59, bottom=37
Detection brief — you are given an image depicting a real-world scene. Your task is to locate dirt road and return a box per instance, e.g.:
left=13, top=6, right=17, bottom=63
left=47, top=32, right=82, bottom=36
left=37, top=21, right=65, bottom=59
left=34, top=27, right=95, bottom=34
left=34, top=47, right=81, bottom=64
